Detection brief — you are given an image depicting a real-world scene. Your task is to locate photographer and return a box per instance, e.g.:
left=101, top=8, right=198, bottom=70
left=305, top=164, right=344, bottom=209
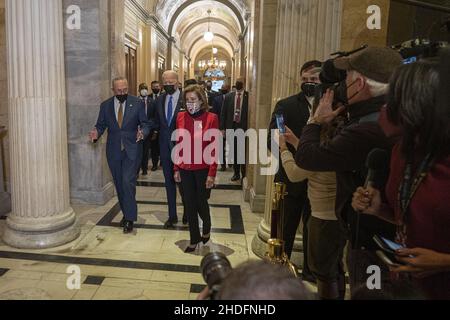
left=198, top=253, right=315, bottom=300
left=352, top=56, right=450, bottom=300
left=295, top=47, right=402, bottom=294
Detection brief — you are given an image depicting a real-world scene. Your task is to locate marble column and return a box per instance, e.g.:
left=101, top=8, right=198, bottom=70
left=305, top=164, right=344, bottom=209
left=63, top=0, right=118, bottom=205
left=167, top=37, right=174, bottom=70
left=253, top=0, right=343, bottom=265
left=245, top=0, right=278, bottom=214
left=3, top=0, right=80, bottom=249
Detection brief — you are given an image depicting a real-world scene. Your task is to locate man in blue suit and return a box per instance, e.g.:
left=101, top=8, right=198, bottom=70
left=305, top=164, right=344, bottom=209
left=152, top=70, right=186, bottom=228
left=89, top=77, right=151, bottom=234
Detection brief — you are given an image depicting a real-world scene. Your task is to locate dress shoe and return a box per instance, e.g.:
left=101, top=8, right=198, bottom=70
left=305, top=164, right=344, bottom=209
left=185, top=243, right=201, bottom=253
left=220, top=166, right=227, bottom=172
left=151, top=166, right=158, bottom=172
left=123, top=220, right=134, bottom=234
left=164, top=218, right=178, bottom=229
left=182, top=215, right=188, bottom=225
left=231, top=175, right=241, bottom=182
left=142, top=171, right=148, bottom=176
left=201, top=236, right=211, bottom=245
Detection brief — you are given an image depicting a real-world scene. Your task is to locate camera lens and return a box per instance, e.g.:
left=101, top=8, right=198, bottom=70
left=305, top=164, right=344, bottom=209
left=200, top=252, right=232, bottom=289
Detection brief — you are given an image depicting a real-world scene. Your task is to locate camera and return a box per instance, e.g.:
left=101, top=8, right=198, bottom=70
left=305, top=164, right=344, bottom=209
left=314, top=45, right=369, bottom=107
left=391, top=38, right=449, bottom=64
left=200, top=252, right=233, bottom=300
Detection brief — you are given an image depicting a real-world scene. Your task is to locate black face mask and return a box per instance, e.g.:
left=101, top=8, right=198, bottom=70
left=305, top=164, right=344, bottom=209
left=235, top=82, right=244, bottom=91
left=116, top=94, right=128, bottom=103
left=335, top=80, right=358, bottom=106
left=164, top=85, right=176, bottom=95
left=152, top=89, right=160, bottom=95
left=206, top=86, right=212, bottom=91
left=301, top=82, right=318, bottom=98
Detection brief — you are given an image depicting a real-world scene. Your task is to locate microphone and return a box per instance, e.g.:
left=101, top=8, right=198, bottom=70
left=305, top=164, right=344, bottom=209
left=364, top=148, right=390, bottom=189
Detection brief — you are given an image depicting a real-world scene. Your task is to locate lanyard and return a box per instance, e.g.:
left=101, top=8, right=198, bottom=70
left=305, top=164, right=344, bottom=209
left=396, top=153, right=435, bottom=245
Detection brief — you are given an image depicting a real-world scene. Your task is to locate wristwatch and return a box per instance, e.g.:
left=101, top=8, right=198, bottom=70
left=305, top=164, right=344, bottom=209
left=307, top=117, right=322, bottom=126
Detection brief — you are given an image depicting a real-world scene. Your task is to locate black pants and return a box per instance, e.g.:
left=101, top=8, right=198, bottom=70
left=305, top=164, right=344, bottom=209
left=150, top=136, right=160, bottom=168
left=140, top=138, right=151, bottom=173
left=180, top=169, right=212, bottom=245
left=232, top=130, right=246, bottom=178
left=282, top=192, right=312, bottom=274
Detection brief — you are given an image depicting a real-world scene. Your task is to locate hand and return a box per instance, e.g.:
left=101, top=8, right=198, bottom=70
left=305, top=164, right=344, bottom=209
left=89, top=128, right=99, bottom=143
left=174, top=171, right=181, bottom=183
left=391, top=248, right=450, bottom=276
left=283, top=126, right=300, bottom=149
left=136, top=126, right=144, bottom=142
left=352, top=186, right=382, bottom=216
left=313, top=89, right=346, bottom=124
left=197, top=287, right=211, bottom=300
left=206, top=176, right=215, bottom=189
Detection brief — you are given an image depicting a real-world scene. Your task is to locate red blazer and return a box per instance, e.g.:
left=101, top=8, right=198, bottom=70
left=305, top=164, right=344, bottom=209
left=173, top=111, right=219, bottom=177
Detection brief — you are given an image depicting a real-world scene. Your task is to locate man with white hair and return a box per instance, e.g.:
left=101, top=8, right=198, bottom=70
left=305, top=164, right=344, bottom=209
left=294, top=47, right=403, bottom=295
left=152, top=70, right=186, bottom=228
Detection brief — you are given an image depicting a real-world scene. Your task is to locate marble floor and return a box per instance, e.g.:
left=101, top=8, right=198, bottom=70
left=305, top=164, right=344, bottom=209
left=0, top=168, right=307, bottom=300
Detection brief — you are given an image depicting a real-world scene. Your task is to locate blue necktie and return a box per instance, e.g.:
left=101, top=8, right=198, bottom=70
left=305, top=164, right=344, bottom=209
left=167, top=96, right=173, bottom=124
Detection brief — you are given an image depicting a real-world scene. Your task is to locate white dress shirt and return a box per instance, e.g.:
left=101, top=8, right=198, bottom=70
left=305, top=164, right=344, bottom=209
left=114, top=97, right=127, bottom=122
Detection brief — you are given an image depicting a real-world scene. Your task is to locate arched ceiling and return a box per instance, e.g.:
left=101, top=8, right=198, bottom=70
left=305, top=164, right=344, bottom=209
left=190, top=35, right=234, bottom=59
left=153, top=0, right=248, bottom=59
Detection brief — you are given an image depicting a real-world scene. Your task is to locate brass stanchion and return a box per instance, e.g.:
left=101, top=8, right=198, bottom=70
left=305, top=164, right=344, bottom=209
left=265, top=183, right=299, bottom=277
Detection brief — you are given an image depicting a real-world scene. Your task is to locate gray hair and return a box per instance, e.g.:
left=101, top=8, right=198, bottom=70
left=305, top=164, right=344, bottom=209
left=351, top=70, right=388, bottom=97
left=112, top=77, right=128, bottom=88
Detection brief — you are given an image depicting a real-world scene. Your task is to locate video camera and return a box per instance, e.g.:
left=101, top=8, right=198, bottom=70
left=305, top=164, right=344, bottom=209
left=313, top=45, right=369, bottom=107
left=200, top=252, right=233, bottom=300
left=391, top=38, right=449, bottom=64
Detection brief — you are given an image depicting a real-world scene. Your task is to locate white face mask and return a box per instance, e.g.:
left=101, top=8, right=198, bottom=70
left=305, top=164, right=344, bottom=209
left=186, top=102, right=201, bottom=115
left=140, top=89, right=148, bottom=97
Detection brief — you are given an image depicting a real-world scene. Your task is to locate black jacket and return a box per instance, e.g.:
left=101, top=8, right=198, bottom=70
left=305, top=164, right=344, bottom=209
left=220, top=91, right=249, bottom=131
left=268, top=93, right=311, bottom=197
left=295, top=95, right=397, bottom=248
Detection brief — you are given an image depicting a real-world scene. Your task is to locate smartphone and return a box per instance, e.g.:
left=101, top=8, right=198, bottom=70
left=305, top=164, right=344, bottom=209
left=276, top=114, right=286, bottom=134
left=373, top=235, right=407, bottom=266
left=373, top=235, right=405, bottom=254
left=376, top=250, right=401, bottom=267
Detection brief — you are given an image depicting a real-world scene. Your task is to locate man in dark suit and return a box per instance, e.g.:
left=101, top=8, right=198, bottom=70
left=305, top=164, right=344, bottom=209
left=267, top=60, right=322, bottom=282
left=137, top=83, right=153, bottom=176
left=206, top=80, right=219, bottom=107
left=220, top=78, right=249, bottom=182
left=151, top=70, right=186, bottom=228
left=90, top=77, right=151, bottom=234
left=212, top=84, right=230, bottom=171
left=149, top=81, right=161, bottom=171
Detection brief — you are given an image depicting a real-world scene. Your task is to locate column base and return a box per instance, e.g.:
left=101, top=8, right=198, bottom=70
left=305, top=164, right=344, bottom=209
left=252, top=220, right=305, bottom=268
left=249, top=187, right=265, bottom=213
left=2, top=208, right=81, bottom=249
left=0, top=192, right=11, bottom=215
left=242, top=177, right=251, bottom=202
left=70, top=182, right=115, bottom=205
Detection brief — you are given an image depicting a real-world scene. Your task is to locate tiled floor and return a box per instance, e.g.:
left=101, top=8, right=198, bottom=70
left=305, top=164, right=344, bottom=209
left=0, top=169, right=271, bottom=300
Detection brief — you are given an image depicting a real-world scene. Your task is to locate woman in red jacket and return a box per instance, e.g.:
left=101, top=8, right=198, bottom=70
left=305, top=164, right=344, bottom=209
left=173, top=85, right=219, bottom=253
left=352, top=58, right=450, bottom=299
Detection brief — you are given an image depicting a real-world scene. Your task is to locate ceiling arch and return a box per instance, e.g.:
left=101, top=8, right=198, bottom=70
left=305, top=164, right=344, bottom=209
left=178, top=17, right=238, bottom=44
left=182, top=22, right=238, bottom=54
left=188, top=35, right=235, bottom=60
left=156, top=0, right=246, bottom=36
